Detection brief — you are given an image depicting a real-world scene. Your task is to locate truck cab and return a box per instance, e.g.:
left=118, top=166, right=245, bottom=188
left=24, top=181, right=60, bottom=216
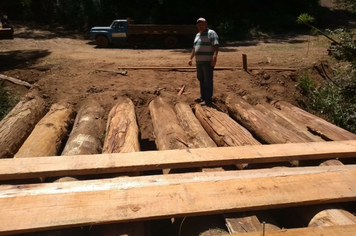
left=90, top=20, right=129, bottom=48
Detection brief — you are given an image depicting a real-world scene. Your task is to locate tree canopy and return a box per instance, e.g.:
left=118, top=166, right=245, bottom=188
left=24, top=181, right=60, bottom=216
left=0, top=0, right=322, bottom=37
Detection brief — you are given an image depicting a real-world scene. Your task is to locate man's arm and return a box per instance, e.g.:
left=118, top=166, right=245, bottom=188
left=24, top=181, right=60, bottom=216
left=211, top=45, right=219, bottom=67
left=188, top=48, right=195, bottom=66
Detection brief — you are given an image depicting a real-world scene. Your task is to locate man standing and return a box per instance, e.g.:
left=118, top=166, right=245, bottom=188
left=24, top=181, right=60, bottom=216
left=188, top=17, right=219, bottom=106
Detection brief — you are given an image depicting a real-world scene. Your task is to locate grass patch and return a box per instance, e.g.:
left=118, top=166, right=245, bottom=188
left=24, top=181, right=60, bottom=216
left=0, top=82, right=18, bottom=120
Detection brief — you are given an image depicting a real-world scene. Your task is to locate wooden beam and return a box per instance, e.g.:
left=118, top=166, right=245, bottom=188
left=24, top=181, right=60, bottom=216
left=118, top=67, right=297, bottom=71
left=1, top=165, right=356, bottom=235
left=221, top=224, right=356, bottom=236
left=0, top=140, right=356, bottom=180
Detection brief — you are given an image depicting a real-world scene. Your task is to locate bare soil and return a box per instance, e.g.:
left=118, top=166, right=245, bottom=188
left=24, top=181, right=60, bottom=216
left=0, top=23, right=332, bottom=147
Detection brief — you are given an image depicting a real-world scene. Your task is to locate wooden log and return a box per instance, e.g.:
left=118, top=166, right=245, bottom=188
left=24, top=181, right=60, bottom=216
left=1, top=165, right=356, bottom=234
left=14, top=103, right=75, bottom=158
left=103, top=98, right=140, bottom=154
left=221, top=224, right=356, bottom=236
left=0, top=74, right=33, bottom=88
left=255, top=103, right=323, bottom=142
left=194, top=104, right=260, bottom=147
left=61, top=99, right=105, bottom=156
left=175, top=102, right=216, bottom=149
left=149, top=97, right=190, bottom=150
left=272, top=101, right=356, bottom=141
left=225, top=94, right=307, bottom=145
left=0, top=93, right=46, bottom=158
left=195, top=103, right=260, bottom=170
left=100, top=98, right=144, bottom=236
left=1, top=140, right=356, bottom=181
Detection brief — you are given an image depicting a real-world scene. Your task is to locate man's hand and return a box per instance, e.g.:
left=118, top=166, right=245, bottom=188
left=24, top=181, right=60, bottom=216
left=211, top=56, right=217, bottom=67
left=188, top=59, right=193, bottom=66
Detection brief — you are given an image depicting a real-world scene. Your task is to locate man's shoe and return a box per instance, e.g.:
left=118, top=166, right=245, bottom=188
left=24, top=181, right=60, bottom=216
left=194, top=98, right=204, bottom=103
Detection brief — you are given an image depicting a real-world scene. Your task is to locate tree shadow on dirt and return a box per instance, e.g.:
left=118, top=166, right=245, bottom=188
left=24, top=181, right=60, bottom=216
left=0, top=50, right=51, bottom=72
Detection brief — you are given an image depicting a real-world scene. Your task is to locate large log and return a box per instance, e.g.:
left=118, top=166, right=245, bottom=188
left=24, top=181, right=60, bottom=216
left=255, top=103, right=323, bottom=142
left=14, top=103, right=75, bottom=158
left=103, top=98, right=140, bottom=153
left=1, top=140, right=356, bottom=181
left=175, top=102, right=216, bottom=149
left=61, top=99, right=105, bottom=156
left=149, top=97, right=190, bottom=150
left=194, top=104, right=260, bottom=147
left=98, top=98, right=144, bottom=236
left=0, top=93, right=46, bottom=158
left=1, top=165, right=356, bottom=234
left=225, top=94, right=307, bottom=145
left=272, top=100, right=356, bottom=141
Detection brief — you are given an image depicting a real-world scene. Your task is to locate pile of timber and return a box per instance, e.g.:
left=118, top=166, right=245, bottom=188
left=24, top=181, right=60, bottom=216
left=0, top=94, right=356, bottom=236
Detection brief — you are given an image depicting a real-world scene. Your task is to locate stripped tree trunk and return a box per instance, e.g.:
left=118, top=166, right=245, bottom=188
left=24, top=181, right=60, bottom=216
left=62, top=99, right=105, bottom=156
left=103, top=98, right=140, bottom=154
left=193, top=104, right=279, bottom=233
left=225, top=94, right=307, bottom=144
left=0, top=93, right=46, bottom=158
left=14, top=103, right=75, bottom=158
left=93, top=98, right=146, bottom=236
left=149, top=97, right=190, bottom=150
left=194, top=104, right=260, bottom=147
left=175, top=102, right=217, bottom=149
left=272, top=100, right=356, bottom=141
left=255, top=103, right=323, bottom=142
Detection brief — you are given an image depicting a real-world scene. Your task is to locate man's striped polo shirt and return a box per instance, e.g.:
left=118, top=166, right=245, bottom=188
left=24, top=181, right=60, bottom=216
left=194, top=28, right=219, bottom=65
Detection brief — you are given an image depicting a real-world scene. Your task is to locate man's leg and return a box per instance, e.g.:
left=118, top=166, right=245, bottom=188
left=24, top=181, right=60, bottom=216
left=196, top=64, right=205, bottom=101
left=203, top=64, right=214, bottom=104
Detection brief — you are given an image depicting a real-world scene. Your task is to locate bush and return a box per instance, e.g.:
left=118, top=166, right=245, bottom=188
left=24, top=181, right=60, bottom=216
left=0, top=82, right=17, bottom=120
left=297, top=71, right=356, bottom=133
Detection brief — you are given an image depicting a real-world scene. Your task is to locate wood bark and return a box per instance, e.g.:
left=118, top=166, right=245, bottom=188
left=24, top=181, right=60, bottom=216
left=255, top=103, right=323, bottom=142
left=175, top=102, right=216, bottom=149
left=194, top=104, right=260, bottom=147
left=2, top=140, right=356, bottom=181
left=100, top=98, right=144, bottom=236
left=0, top=93, right=46, bottom=158
left=149, top=97, right=189, bottom=150
left=103, top=98, right=140, bottom=154
left=195, top=103, right=260, bottom=170
left=14, top=103, right=75, bottom=158
left=225, top=94, right=307, bottom=145
left=61, top=99, right=105, bottom=156
left=1, top=165, right=356, bottom=234
left=272, top=100, right=356, bottom=141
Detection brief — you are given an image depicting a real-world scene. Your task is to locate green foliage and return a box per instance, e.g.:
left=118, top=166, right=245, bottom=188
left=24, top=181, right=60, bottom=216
left=327, top=28, right=356, bottom=67
left=297, top=72, right=317, bottom=95
left=296, top=13, right=315, bottom=25
left=335, top=0, right=356, bottom=12
left=298, top=71, right=356, bottom=133
left=1, top=0, right=320, bottom=35
left=0, top=82, right=18, bottom=120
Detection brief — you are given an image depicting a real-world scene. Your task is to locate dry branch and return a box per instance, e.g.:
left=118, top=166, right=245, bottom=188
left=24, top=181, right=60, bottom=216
left=0, top=74, right=33, bottom=88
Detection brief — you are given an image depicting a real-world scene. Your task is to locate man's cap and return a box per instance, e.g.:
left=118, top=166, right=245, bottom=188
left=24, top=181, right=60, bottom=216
left=196, top=17, right=206, bottom=23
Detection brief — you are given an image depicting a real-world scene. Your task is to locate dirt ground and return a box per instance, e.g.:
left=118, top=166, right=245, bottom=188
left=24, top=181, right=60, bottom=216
left=0, top=23, right=332, bottom=147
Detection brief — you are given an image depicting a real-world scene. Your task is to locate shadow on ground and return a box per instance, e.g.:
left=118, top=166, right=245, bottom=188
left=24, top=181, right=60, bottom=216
left=0, top=50, right=51, bottom=72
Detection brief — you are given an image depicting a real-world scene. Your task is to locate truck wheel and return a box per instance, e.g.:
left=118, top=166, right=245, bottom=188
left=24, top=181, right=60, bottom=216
left=164, top=36, right=179, bottom=48
left=96, top=35, right=109, bottom=48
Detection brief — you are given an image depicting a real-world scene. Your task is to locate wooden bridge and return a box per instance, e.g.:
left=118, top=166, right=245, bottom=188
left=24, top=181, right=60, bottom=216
left=0, top=91, right=356, bottom=235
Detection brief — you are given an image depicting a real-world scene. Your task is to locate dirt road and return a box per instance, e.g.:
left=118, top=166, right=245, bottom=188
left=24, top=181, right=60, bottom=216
left=0, top=23, right=331, bottom=144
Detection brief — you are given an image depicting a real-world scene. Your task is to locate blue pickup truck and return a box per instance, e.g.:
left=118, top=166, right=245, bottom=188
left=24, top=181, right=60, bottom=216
left=90, top=19, right=198, bottom=48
